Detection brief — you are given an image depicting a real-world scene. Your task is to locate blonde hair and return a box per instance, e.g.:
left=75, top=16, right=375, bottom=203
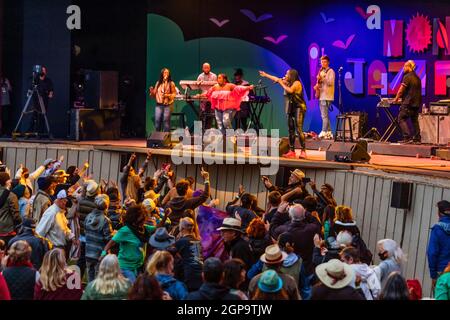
left=8, top=240, right=32, bottom=264
left=39, top=249, right=68, bottom=292
left=334, top=206, right=354, bottom=223
left=179, top=216, right=200, bottom=241
left=146, top=251, right=173, bottom=276
left=92, top=254, right=130, bottom=295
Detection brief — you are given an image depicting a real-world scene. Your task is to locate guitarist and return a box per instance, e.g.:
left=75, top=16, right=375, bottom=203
left=315, top=56, right=335, bottom=140
left=149, top=68, right=177, bottom=132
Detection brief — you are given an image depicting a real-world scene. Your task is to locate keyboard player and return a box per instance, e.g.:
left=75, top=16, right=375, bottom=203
left=197, top=63, right=217, bottom=130
left=393, top=60, right=422, bottom=144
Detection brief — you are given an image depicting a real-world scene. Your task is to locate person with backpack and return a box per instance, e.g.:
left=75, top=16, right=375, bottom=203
left=84, top=194, right=113, bottom=282
left=340, top=246, right=381, bottom=300
left=0, top=172, right=21, bottom=245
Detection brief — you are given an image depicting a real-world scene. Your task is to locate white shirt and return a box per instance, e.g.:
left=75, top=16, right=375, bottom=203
left=36, top=203, right=74, bottom=247
left=319, top=68, right=335, bottom=101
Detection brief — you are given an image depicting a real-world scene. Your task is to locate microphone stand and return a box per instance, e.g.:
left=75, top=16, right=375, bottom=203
left=338, top=67, right=344, bottom=115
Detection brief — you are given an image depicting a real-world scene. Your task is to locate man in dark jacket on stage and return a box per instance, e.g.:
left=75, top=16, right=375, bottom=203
left=187, top=257, right=240, bottom=300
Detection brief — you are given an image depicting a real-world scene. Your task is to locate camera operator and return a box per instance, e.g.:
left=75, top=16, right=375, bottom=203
left=30, top=66, right=54, bottom=133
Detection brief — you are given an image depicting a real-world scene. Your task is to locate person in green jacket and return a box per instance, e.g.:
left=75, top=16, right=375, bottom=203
left=435, top=263, right=450, bottom=300
left=82, top=254, right=130, bottom=300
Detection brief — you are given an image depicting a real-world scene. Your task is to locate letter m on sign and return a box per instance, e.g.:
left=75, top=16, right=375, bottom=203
left=384, top=20, right=403, bottom=57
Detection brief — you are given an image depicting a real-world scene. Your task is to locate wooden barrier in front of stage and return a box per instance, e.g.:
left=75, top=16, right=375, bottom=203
left=2, top=143, right=450, bottom=297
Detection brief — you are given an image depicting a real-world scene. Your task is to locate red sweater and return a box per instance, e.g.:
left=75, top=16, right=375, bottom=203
left=34, top=272, right=83, bottom=300
left=0, top=273, right=11, bottom=300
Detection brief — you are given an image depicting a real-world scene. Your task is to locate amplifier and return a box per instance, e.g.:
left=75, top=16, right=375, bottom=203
left=419, top=114, right=450, bottom=145
left=338, top=112, right=368, bottom=140
left=430, top=104, right=449, bottom=115
left=69, top=109, right=121, bottom=141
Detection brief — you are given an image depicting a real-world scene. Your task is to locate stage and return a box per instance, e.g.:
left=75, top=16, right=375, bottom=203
left=2, top=138, right=449, bottom=181
left=1, top=137, right=449, bottom=296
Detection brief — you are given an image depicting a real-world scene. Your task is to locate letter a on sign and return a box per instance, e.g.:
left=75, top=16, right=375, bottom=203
left=367, top=5, right=381, bottom=30
left=67, top=5, right=81, bottom=30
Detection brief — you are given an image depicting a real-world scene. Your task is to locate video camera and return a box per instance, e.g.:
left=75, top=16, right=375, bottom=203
left=32, top=65, right=43, bottom=86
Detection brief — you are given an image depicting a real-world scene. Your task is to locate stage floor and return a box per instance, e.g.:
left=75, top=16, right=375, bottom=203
left=1, top=138, right=450, bottom=181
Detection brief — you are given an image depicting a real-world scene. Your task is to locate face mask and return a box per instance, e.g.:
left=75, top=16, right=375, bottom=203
left=378, top=252, right=387, bottom=261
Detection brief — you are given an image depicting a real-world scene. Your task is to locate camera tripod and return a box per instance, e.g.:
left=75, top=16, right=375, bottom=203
left=12, top=84, right=53, bottom=139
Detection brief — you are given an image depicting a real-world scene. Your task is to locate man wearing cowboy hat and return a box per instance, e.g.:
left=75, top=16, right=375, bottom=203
left=428, top=200, right=450, bottom=288
left=262, top=169, right=309, bottom=203
left=248, top=244, right=301, bottom=300
left=217, top=217, right=254, bottom=270
left=311, top=259, right=364, bottom=300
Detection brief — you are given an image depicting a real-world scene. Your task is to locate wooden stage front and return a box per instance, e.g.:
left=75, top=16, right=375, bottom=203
left=1, top=138, right=449, bottom=296
left=2, top=138, right=448, bottom=180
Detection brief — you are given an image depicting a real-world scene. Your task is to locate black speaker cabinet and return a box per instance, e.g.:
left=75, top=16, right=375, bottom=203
left=147, top=132, right=172, bottom=148
left=69, top=109, right=121, bottom=141
left=84, top=70, right=118, bottom=109
left=391, top=181, right=413, bottom=209
left=326, top=140, right=371, bottom=162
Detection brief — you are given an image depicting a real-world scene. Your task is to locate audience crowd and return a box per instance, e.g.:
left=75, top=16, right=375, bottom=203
left=0, top=153, right=449, bottom=301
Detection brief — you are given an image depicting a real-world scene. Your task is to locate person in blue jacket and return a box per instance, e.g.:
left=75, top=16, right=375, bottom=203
left=427, top=200, right=450, bottom=288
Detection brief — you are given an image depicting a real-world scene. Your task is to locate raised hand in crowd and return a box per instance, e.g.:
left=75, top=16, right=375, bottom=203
left=261, top=175, right=273, bottom=189
left=200, top=167, right=210, bottom=180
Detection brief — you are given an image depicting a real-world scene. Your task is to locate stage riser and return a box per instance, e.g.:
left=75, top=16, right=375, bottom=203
left=1, top=144, right=449, bottom=298
left=368, top=142, right=439, bottom=158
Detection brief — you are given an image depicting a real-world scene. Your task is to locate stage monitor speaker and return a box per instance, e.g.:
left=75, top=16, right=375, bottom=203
left=84, top=70, right=118, bottom=109
left=339, top=112, right=368, bottom=140
left=391, top=181, right=413, bottom=210
left=147, top=132, right=172, bottom=149
left=326, top=140, right=371, bottom=162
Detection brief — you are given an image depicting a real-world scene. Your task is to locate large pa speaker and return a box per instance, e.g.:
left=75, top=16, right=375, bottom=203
left=391, top=181, right=413, bottom=209
left=147, top=132, right=172, bottom=148
left=326, top=140, right=371, bottom=162
left=84, top=70, right=118, bottom=109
